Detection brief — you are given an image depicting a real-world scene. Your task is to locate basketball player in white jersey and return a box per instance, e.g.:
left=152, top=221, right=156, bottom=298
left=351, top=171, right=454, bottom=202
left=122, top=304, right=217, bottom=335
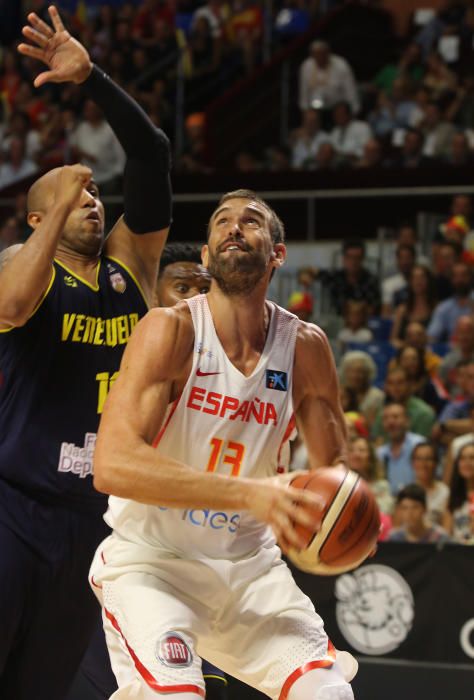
left=90, top=190, right=357, bottom=700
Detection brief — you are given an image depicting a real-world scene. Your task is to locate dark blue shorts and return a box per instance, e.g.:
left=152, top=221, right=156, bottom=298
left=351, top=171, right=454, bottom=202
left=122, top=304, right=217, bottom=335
left=0, top=482, right=109, bottom=700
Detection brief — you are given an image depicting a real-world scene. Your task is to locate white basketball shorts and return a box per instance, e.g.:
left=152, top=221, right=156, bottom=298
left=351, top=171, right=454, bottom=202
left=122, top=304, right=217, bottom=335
left=90, top=535, right=342, bottom=699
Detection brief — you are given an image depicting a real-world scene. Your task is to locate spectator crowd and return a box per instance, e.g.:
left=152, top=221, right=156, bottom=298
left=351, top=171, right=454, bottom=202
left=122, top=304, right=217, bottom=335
left=3, top=2, right=474, bottom=181
left=287, top=196, right=474, bottom=546
left=0, top=0, right=320, bottom=187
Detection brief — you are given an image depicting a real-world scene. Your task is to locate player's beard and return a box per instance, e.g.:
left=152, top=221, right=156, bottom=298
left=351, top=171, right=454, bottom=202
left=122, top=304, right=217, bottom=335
left=208, top=246, right=268, bottom=296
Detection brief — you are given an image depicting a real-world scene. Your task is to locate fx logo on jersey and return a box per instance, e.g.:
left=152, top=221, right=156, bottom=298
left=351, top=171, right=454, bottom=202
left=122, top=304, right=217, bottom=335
left=266, top=370, right=288, bottom=391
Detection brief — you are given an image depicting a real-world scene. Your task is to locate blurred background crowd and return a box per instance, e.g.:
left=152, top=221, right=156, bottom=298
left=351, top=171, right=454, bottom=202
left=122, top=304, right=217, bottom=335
left=285, top=210, right=474, bottom=547
left=1, top=0, right=474, bottom=546
left=3, top=0, right=474, bottom=183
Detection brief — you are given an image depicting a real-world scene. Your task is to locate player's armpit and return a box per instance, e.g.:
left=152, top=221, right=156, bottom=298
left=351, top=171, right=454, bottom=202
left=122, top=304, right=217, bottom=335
left=293, top=323, right=348, bottom=469
left=105, top=215, right=169, bottom=306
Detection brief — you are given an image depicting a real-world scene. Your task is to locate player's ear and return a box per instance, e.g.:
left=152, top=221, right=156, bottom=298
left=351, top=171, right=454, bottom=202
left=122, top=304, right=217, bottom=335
left=271, top=243, right=286, bottom=268
left=201, top=244, right=209, bottom=267
left=27, top=211, right=42, bottom=230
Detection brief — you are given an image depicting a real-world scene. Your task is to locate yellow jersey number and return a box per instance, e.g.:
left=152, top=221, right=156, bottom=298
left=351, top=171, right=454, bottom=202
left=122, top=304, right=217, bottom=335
left=96, top=371, right=119, bottom=414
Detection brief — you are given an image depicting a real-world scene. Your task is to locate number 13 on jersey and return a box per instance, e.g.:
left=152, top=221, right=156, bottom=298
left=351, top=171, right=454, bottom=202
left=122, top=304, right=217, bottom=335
left=206, top=438, right=245, bottom=477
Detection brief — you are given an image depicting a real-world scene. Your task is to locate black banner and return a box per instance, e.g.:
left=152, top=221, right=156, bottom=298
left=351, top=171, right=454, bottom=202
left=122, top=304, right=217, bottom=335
left=289, top=542, right=474, bottom=665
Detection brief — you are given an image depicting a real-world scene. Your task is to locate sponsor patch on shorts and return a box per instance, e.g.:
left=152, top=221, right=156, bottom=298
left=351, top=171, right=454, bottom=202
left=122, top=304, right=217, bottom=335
left=156, top=632, right=193, bottom=667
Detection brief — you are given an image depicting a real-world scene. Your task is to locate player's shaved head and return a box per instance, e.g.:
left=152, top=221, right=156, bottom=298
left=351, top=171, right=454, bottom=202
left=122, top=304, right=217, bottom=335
left=27, top=168, right=61, bottom=213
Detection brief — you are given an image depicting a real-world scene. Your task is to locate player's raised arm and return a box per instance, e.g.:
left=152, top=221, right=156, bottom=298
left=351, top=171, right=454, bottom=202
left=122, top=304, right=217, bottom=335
left=293, top=322, right=348, bottom=469
left=18, top=5, right=172, bottom=302
left=94, top=309, right=321, bottom=552
left=0, top=164, right=92, bottom=328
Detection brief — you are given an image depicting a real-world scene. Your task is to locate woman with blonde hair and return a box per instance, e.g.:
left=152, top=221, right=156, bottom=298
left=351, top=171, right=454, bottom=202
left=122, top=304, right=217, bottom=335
left=339, top=350, right=384, bottom=426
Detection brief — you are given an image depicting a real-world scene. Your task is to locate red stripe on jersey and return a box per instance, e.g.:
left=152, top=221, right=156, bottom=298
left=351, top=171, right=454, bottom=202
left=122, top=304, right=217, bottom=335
left=277, top=413, right=296, bottom=466
left=278, top=640, right=336, bottom=700
left=104, top=608, right=205, bottom=697
left=152, top=394, right=182, bottom=448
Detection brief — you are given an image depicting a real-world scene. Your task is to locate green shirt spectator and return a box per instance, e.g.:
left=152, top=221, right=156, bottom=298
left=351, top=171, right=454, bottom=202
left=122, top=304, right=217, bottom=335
left=372, top=367, right=436, bottom=440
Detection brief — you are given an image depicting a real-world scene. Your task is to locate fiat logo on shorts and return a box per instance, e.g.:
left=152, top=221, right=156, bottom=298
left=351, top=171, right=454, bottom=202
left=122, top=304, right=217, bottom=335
left=157, top=632, right=192, bottom=667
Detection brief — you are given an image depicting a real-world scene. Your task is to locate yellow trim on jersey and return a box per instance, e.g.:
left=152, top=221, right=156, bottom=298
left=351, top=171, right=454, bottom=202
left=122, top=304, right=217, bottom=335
left=0, top=266, right=56, bottom=333
left=202, top=675, right=228, bottom=685
left=54, top=258, right=101, bottom=291
left=106, top=255, right=149, bottom=308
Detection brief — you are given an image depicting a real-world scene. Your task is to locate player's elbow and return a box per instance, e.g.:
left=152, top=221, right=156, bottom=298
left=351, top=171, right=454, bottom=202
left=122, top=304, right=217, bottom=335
left=0, top=300, right=31, bottom=327
left=93, top=435, right=139, bottom=498
left=93, top=458, right=115, bottom=495
left=93, top=441, right=121, bottom=495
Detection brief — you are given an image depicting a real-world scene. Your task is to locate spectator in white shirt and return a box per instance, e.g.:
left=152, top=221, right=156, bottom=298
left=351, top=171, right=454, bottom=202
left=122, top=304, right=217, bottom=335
left=411, top=442, right=449, bottom=526
left=290, top=108, right=329, bottom=168
left=330, top=101, right=372, bottom=161
left=0, top=136, right=38, bottom=191
left=2, top=111, right=41, bottom=162
left=69, top=99, right=125, bottom=191
left=421, top=101, right=456, bottom=159
left=338, top=299, right=373, bottom=353
left=298, top=40, right=360, bottom=115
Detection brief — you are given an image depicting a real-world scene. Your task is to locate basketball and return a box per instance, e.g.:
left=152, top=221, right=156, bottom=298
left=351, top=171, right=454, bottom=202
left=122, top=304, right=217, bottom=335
left=288, top=467, right=380, bottom=576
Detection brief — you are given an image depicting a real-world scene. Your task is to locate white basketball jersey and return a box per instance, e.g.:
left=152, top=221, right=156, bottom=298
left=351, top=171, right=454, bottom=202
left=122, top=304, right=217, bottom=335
left=105, top=295, right=299, bottom=560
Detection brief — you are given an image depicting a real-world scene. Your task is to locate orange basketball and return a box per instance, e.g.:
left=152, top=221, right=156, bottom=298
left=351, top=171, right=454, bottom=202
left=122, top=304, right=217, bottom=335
left=288, top=467, right=380, bottom=575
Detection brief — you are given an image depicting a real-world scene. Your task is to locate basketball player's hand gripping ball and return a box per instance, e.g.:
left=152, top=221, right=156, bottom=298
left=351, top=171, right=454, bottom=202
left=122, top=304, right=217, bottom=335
left=288, top=466, right=380, bottom=575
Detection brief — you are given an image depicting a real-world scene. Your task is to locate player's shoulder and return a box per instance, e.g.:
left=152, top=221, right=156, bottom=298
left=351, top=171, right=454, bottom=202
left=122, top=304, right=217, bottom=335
left=0, top=244, right=23, bottom=270
left=295, top=320, right=331, bottom=355
left=294, top=321, right=335, bottom=392
left=128, top=302, right=194, bottom=364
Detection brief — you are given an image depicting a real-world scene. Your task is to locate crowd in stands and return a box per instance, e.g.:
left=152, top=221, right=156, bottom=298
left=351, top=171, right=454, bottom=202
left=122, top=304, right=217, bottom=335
left=0, top=0, right=322, bottom=188
left=181, top=1, right=474, bottom=174
left=286, top=195, right=474, bottom=546
left=3, top=2, right=474, bottom=182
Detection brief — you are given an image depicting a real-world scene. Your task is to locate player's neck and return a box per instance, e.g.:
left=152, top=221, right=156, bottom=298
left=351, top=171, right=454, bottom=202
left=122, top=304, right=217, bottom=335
left=55, top=248, right=101, bottom=284
left=207, top=286, right=271, bottom=362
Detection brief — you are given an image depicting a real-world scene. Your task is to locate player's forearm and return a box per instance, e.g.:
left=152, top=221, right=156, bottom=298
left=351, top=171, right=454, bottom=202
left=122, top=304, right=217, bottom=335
left=83, top=65, right=169, bottom=161
left=298, top=402, right=348, bottom=469
left=0, top=202, right=70, bottom=325
left=93, top=439, right=252, bottom=511
left=83, top=65, right=172, bottom=234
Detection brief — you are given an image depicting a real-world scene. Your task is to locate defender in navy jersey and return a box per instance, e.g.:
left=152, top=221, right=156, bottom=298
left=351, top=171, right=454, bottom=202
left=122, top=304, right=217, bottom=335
left=0, top=7, right=171, bottom=699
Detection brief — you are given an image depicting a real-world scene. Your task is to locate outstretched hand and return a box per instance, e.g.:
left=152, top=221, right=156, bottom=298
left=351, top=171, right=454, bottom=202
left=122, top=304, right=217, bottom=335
left=17, top=5, right=92, bottom=87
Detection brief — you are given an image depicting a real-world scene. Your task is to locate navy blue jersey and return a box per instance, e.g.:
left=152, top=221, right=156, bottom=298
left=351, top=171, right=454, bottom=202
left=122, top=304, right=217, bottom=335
left=0, top=256, right=148, bottom=513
